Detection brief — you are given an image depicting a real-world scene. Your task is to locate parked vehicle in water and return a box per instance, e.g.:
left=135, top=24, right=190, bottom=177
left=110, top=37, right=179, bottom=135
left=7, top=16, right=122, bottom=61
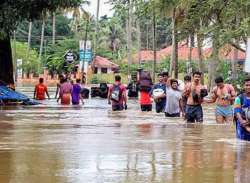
left=91, top=83, right=109, bottom=98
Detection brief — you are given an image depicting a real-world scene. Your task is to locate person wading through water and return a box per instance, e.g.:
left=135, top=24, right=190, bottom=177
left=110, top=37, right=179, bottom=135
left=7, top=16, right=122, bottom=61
left=138, top=70, right=153, bottom=111
left=71, top=79, right=84, bottom=105
left=234, top=78, right=250, bottom=140
left=108, top=75, right=127, bottom=111
left=183, top=71, right=208, bottom=123
left=182, top=75, right=191, bottom=119
left=34, top=78, right=50, bottom=100
left=205, top=76, right=236, bottom=123
left=57, top=77, right=73, bottom=105
left=151, top=73, right=166, bottom=113
left=165, top=79, right=184, bottom=117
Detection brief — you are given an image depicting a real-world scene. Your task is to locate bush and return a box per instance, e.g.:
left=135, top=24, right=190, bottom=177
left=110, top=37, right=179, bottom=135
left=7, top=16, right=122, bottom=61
left=91, top=75, right=99, bottom=84
left=89, top=73, right=128, bottom=84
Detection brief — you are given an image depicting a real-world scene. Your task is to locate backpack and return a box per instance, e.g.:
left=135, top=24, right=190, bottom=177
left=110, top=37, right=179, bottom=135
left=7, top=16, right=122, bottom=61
left=111, top=84, right=122, bottom=102
left=139, top=71, right=152, bottom=92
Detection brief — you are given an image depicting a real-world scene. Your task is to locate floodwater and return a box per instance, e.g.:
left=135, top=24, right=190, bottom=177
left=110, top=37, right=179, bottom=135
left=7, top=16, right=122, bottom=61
left=0, top=87, right=250, bottom=183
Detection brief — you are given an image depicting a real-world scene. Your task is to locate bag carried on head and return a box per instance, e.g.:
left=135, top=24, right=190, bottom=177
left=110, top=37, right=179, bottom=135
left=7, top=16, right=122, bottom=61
left=111, top=84, right=121, bottom=102
left=139, top=71, right=152, bottom=92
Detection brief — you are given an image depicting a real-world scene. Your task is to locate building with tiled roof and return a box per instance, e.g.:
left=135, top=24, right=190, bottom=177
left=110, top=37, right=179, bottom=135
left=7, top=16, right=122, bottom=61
left=133, top=43, right=246, bottom=63
left=92, top=56, right=119, bottom=74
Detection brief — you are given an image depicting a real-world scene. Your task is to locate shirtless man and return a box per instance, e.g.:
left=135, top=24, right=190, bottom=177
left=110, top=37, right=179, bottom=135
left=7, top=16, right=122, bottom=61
left=206, top=76, right=236, bottom=123
left=183, top=71, right=207, bottom=123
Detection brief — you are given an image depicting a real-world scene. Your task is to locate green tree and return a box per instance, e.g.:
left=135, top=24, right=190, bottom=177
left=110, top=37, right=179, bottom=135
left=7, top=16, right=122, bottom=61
left=0, top=0, right=82, bottom=84
left=45, top=39, right=79, bottom=74
left=13, top=41, right=40, bottom=75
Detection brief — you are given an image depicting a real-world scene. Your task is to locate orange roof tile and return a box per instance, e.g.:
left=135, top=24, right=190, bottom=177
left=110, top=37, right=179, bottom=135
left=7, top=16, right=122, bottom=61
left=92, top=56, right=119, bottom=68
left=134, top=43, right=246, bottom=62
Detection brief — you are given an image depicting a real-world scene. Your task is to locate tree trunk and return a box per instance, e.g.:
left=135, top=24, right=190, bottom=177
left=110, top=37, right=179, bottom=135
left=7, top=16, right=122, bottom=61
left=13, top=31, right=17, bottom=82
left=146, top=23, right=149, bottom=50
left=188, top=35, right=192, bottom=63
left=127, top=0, right=133, bottom=76
left=137, top=20, right=141, bottom=65
left=208, top=36, right=220, bottom=91
left=152, top=7, right=157, bottom=82
left=170, top=8, right=178, bottom=79
left=232, top=40, right=238, bottom=79
left=39, top=15, right=45, bottom=62
left=27, top=21, right=32, bottom=57
left=94, top=0, right=100, bottom=58
left=82, top=19, right=89, bottom=73
left=52, top=12, right=56, bottom=45
left=0, top=35, right=14, bottom=84
left=197, top=33, right=204, bottom=84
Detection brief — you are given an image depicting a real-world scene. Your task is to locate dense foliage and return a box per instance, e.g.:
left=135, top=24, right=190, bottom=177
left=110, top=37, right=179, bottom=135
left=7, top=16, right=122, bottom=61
left=4, top=0, right=250, bottom=86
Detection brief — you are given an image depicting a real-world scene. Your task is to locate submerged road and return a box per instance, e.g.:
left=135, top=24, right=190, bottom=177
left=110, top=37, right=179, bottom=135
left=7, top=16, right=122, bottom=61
left=0, top=87, right=249, bottom=183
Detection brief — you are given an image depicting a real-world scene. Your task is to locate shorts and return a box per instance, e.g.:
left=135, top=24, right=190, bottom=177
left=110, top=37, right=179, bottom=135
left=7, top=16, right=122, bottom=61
left=165, top=113, right=180, bottom=117
left=215, top=105, right=233, bottom=117
left=112, top=104, right=124, bottom=111
left=186, top=105, right=203, bottom=123
left=141, top=104, right=152, bottom=112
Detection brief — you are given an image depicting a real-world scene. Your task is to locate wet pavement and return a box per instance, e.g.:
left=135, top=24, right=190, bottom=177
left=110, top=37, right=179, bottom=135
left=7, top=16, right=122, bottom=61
left=0, top=87, right=250, bottom=183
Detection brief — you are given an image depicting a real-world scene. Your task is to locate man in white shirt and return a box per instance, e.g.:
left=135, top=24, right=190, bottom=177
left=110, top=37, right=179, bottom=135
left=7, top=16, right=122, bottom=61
left=165, top=79, right=184, bottom=117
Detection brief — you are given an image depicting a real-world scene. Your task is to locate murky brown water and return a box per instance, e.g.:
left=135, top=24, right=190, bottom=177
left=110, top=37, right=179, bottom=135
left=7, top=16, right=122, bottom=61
left=0, top=87, right=250, bottom=183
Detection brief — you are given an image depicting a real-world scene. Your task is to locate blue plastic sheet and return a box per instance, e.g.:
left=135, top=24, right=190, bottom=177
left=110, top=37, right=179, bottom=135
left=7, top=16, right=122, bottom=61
left=0, top=86, right=29, bottom=101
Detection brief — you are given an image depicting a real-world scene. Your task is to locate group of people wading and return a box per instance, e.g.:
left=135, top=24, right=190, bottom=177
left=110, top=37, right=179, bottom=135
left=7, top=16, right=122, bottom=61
left=33, top=70, right=250, bottom=141
left=34, top=75, right=84, bottom=105
left=107, top=70, right=210, bottom=123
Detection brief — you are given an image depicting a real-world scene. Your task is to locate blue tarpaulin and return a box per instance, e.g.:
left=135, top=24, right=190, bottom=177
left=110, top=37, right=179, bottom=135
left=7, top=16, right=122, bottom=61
left=0, top=86, right=39, bottom=105
left=0, top=86, right=29, bottom=101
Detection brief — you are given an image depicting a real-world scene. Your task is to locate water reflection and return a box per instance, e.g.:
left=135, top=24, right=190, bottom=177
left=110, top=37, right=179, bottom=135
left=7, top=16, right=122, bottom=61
left=235, top=141, right=250, bottom=183
left=0, top=122, right=13, bottom=182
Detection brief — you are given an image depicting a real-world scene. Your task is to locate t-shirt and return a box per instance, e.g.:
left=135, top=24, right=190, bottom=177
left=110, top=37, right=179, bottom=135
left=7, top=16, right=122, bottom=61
left=35, top=84, right=48, bottom=100
left=165, top=88, right=182, bottom=114
left=72, top=84, right=81, bottom=104
left=109, top=83, right=126, bottom=105
left=234, top=95, right=250, bottom=114
left=140, top=91, right=152, bottom=105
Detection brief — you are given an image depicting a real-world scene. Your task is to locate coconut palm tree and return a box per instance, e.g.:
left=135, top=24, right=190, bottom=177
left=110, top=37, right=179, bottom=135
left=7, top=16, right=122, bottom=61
left=94, top=0, right=101, bottom=58
left=155, top=0, right=186, bottom=79
left=52, top=12, right=56, bottom=45
left=98, top=16, right=125, bottom=59
left=39, top=12, right=46, bottom=62
left=27, top=21, right=32, bottom=57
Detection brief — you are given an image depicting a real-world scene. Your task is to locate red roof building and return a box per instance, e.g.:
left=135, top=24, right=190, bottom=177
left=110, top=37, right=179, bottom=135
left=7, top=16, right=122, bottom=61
left=134, top=43, right=246, bottom=63
left=92, top=56, right=119, bottom=74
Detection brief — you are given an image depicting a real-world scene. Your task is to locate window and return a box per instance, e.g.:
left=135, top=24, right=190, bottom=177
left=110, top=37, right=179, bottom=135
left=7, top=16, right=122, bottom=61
left=94, top=67, right=98, bottom=74
left=101, top=68, right=108, bottom=73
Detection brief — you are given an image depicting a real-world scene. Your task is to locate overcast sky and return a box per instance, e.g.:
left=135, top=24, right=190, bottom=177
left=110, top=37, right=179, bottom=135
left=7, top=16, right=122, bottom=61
left=84, top=0, right=114, bottom=18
